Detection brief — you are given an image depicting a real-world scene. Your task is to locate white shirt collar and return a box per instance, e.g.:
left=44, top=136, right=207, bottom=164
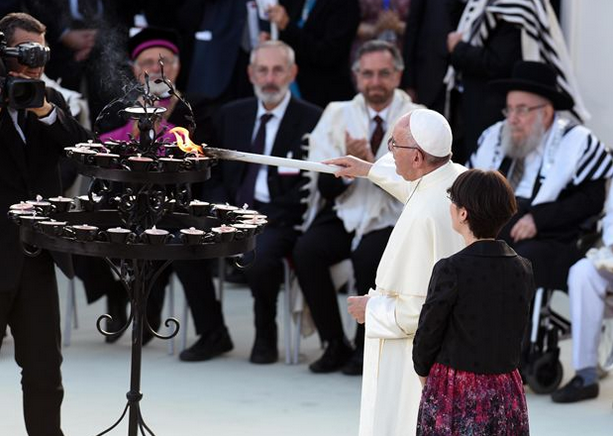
left=256, top=90, right=291, bottom=121
left=367, top=104, right=391, bottom=124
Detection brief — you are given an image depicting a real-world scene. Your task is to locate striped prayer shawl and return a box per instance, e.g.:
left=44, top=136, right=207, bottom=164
left=468, top=116, right=613, bottom=206
left=448, top=0, right=589, bottom=121
left=575, top=130, right=613, bottom=184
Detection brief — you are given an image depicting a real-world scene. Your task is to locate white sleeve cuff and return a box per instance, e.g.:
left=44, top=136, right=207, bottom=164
left=365, top=295, right=409, bottom=339
left=38, top=105, right=58, bottom=125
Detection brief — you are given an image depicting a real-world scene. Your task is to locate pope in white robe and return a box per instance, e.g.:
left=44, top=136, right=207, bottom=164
left=326, top=109, right=466, bottom=436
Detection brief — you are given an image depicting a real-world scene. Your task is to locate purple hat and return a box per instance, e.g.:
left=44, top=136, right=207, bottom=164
left=128, top=27, right=180, bottom=61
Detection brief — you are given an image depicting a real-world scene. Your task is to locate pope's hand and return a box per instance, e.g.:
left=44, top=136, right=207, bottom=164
left=324, top=155, right=373, bottom=179
left=347, top=295, right=370, bottom=324
left=510, top=213, right=537, bottom=242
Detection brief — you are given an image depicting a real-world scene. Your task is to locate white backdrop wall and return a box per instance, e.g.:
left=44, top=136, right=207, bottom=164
left=561, top=0, right=613, bottom=145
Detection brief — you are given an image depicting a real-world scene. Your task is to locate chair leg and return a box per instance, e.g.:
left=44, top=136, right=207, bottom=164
left=292, top=303, right=302, bottom=365
left=181, top=285, right=189, bottom=352
left=71, top=278, right=78, bottom=329
left=63, top=279, right=76, bottom=347
left=217, top=258, right=225, bottom=302
left=530, top=287, right=545, bottom=345
left=282, top=259, right=293, bottom=364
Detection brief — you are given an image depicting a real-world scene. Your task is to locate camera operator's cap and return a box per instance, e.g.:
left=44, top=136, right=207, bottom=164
left=128, top=27, right=180, bottom=61
left=408, top=109, right=452, bottom=157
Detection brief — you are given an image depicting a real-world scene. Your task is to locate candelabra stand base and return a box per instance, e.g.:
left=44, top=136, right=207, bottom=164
left=95, top=258, right=175, bottom=436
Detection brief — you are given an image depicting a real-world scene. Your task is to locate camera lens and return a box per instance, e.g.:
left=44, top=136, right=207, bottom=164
left=6, top=77, right=45, bottom=109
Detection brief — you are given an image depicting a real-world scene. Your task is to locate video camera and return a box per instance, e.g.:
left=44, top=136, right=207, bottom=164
left=0, top=31, right=49, bottom=109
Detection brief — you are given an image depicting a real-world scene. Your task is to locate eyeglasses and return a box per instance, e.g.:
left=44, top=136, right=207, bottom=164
left=253, top=66, right=289, bottom=78
left=134, top=57, right=178, bottom=70
left=387, top=137, right=421, bottom=153
left=501, top=104, right=547, bottom=118
left=356, top=69, right=395, bottom=80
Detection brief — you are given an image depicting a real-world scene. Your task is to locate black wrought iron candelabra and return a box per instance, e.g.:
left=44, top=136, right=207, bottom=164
left=10, top=77, right=264, bottom=435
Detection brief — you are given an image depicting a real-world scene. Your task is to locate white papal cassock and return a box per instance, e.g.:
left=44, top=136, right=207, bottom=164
left=358, top=154, right=466, bottom=436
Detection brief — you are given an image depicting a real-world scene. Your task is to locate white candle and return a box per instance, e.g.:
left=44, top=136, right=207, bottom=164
left=207, top=148, right=340, bottom=174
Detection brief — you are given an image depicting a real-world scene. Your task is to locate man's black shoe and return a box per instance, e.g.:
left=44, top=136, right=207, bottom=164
left=179, top=327, right=234, bottom=362
left=341, top=349, right=363, bottom=376
left=309, top=338, right=353, bottom=373
left=551, top=375, right=599, bottom=403
left=105, top=287, right=128, bottom=344
left=249, top=339, right=279, bottom=364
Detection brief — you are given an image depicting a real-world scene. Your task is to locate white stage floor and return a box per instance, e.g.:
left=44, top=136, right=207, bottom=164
left=0, top=272, right=611, bottom=435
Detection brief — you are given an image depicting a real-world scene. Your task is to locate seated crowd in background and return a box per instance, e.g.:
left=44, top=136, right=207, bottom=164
left=1, top=0, right=609, bottom=406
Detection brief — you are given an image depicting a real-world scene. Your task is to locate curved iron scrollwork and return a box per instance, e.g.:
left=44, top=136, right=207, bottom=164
left=12, top=51, right=260, bottom=436
left=21, top=242, right=42, bottom=257
left=233, top=249, right=257, bottom=270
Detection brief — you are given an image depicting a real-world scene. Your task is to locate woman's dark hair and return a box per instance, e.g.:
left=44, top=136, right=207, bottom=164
left=447, top=169, right=518, bottom=239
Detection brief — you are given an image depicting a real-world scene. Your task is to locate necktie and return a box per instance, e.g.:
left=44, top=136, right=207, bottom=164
left=370, top=115, right=384, bottom=155
left=509, top=157, right=525, bottom=190
left=237, top=113, right=274, bottom=207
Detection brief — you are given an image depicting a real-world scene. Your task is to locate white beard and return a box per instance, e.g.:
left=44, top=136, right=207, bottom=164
left=253, top=83, right=290, bottom=107
left=501, top=114, right=546, bottom=159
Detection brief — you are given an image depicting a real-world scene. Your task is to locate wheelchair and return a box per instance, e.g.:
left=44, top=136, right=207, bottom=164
left=523, top=287, right=613, bottom=394
left=522, top=224, right=613, bottom=393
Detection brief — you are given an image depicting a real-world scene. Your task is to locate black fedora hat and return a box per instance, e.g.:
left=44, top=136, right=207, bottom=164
left=490, top=61, right=574, bottom=110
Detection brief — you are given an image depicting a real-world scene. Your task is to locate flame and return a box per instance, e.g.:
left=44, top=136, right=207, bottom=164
left=169, top=127, right=204, bottom=155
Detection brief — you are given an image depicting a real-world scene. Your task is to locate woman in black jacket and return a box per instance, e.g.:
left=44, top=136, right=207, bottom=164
left=413, top=169, right=532, bottom=435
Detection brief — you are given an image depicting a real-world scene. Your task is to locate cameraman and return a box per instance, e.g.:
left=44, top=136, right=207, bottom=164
left=0, top=12, right=91, bottom=436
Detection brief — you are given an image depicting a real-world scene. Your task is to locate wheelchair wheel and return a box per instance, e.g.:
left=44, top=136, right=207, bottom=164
left=525, top=354, right=563, bottom=394
left=598, top=317, right=613, bottom=377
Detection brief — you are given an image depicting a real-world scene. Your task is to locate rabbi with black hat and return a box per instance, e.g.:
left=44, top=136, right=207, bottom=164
left=468, top=60, right=613, bottom=291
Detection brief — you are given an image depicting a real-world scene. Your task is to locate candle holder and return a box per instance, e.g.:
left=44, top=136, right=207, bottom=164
left=14, top=64, right=265, bottom=436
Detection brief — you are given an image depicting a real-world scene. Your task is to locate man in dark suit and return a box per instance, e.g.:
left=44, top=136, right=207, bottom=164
left=25, top=0, right=140, bottom=125
left=200, top=40, right=321, bottom=364
left=401, top=0, right=464, bottom=114
left=266, top=0, right=360, bottom=109
left=142, top=0, right=255, bottom=147
left=0, top=12, right=91, bottom=436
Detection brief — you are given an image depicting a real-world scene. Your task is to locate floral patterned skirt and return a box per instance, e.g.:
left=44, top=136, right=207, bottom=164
left=417, top=363, right=529, bottom=436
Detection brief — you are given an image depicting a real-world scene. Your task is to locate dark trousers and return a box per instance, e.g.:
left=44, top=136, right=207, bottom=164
left=243, top=225, right=299, bottom=341
left=0, top=252, right=64, bottom=436
left=293, top=211, right=392, bottom=343
left=73, top=256, right=167, bottom=327
left=499, top=205, right=580, bottom=291
left=176, top=259, right=225, bottom=335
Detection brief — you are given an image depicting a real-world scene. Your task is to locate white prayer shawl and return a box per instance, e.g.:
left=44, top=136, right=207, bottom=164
left=602, top=187, right=613, bottom=247
left=468, top=115, right=613, bottom=206
left=358, top=159, right=466, bottom=436
left=302, top=89, right=422, bottom=247
left=445, top=0, right=589, bottom=121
